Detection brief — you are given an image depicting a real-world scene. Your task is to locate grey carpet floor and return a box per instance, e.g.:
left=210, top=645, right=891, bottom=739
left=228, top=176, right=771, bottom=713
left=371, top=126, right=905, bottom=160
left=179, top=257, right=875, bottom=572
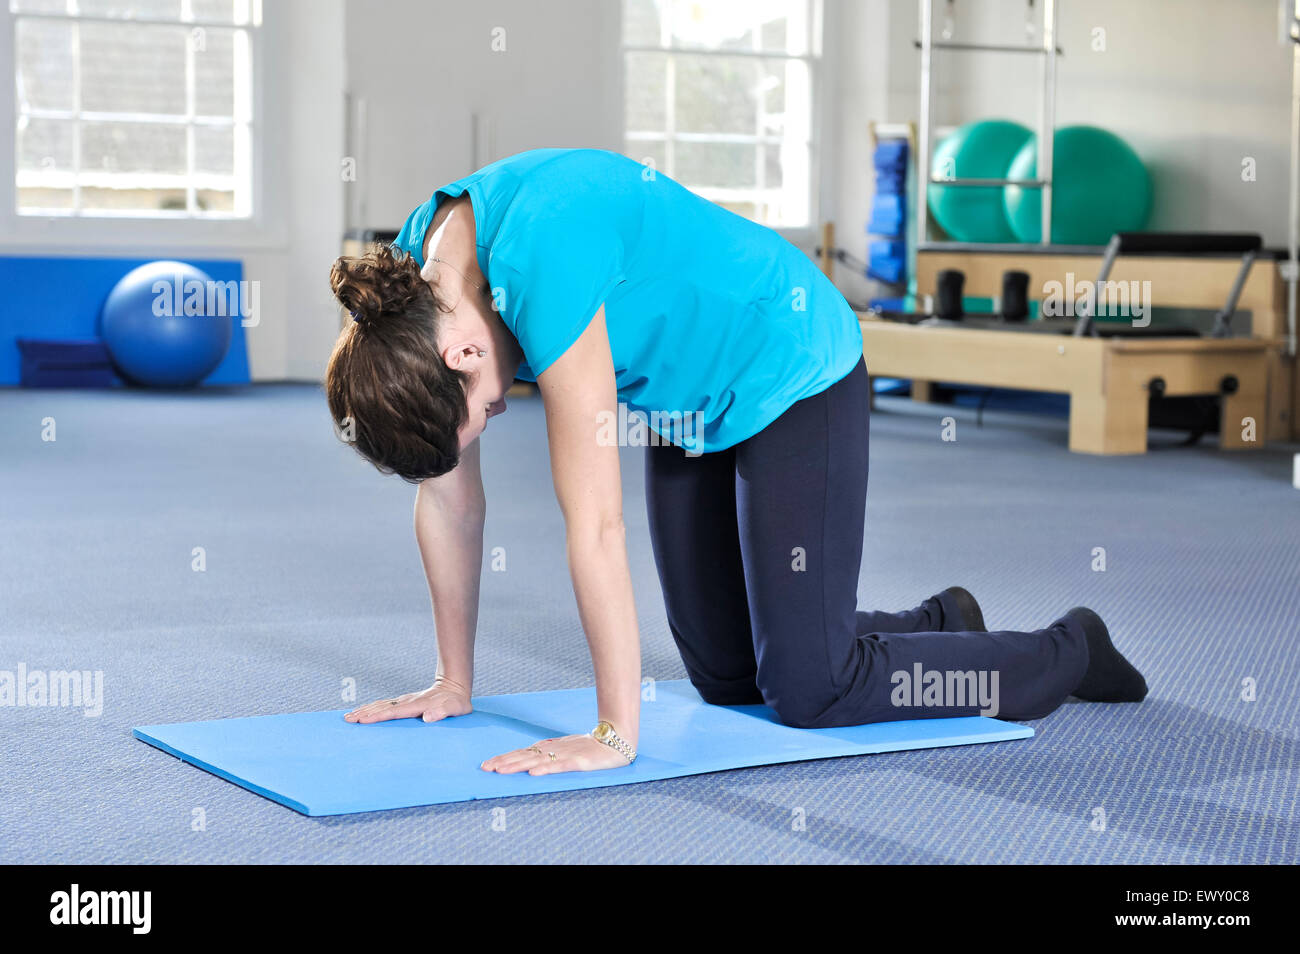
left=1, top=384, right=1297, bottom=863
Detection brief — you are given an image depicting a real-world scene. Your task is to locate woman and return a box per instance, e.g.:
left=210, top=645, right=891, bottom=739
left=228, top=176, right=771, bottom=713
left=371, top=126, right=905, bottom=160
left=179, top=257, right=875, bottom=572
left=328, top=148, right=1147, bottom=777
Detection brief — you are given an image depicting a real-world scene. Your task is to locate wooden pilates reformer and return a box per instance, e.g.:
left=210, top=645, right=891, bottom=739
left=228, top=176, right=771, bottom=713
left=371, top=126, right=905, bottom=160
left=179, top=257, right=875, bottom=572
left=850, top=233, right=1292, bottom=455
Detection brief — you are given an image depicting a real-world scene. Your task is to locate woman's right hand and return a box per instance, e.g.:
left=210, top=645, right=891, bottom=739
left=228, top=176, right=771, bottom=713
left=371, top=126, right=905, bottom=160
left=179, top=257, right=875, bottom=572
left=344, top=679, right=473, bottom=724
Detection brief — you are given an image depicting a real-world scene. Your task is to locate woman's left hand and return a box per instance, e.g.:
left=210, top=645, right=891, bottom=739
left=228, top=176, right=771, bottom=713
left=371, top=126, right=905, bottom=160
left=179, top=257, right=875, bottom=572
left=481, top=734, right=633, bottom=775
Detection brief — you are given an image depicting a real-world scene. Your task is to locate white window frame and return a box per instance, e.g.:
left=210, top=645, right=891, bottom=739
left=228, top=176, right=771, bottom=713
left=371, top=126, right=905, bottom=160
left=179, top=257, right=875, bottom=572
left=620, top=0, right=828, bottom=245
left=0, top=0, right=285, bottom=251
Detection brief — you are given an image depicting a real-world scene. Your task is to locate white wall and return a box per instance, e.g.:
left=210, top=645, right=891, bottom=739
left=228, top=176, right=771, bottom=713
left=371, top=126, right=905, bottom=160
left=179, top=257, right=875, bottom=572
left=830, top=0, right=1295, bottom=296
left=828, top=0, right=917, bottom=304
left=239, top=0, right=348, bottom=381
left=343, top=0, right=623, bottom=232
left=278, top=0, right=347, bottom=379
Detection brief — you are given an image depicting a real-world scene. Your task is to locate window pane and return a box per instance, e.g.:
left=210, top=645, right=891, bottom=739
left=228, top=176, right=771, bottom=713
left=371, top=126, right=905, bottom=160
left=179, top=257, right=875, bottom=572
left=621, top=0, right=813, bottom=228
left=194, top=123, right=233, bottom=175
left=758, top=1, right=809, bottom=55
left=191, top=0, right=239, bottom=22
left=624, top=51, right=666, bottom=132
left=82, top=185, right=187, bottom=212
left=11, top=0, right=73, bottom=13
left=675, top=141, right=756, bottom=188
left=764, top=144, right=783, bottom=187
left=81, top=120, right=186, bottom=174
left=667, top=0, right=810, bottom=54
left=17, top=117, right=74, bottom=211
left=194, top=27, right=237, bottom=117
left=760, top=16, right=787, bottom=53
left=760, top=58, right=785, bottom=127
left=670, top=0, right=754, bottom=52
left=623, top=0, right=665, bottom=45
left=624, top=141, right=666, bottom=180
left=15, top=18, right=75, bottom=111
left=80, top=22, right=187, bottom=115
left=717, top=200, right=759, bottom=219
left=18, top=185, right=75, bottom=211
left=13, top=4, right=256, bottom=218
left=77, top=0, right=184, bottom=18
left=17, top=116, right=74, bottom=172
left=763, top=58, right=810, bottom=133
left=196, top=186, right=234, bottom=212
left=674, top=55, right=757, bottom=135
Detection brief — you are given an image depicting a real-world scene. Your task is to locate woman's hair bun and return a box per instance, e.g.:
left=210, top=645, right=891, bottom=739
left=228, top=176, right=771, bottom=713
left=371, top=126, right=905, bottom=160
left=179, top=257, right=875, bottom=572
left=330, top=244, right=429, bottom=326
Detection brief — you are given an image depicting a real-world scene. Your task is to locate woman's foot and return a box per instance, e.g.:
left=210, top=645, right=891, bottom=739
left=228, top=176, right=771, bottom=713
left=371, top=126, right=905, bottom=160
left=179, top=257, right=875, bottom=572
left=1062, top=607, right=1148, bottom=702
left=935, top=586, right=987, bottom=633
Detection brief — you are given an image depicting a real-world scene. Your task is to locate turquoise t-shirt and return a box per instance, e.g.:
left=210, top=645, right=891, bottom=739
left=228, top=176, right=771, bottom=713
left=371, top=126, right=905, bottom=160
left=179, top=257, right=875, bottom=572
left=392, top=148, right=863, bottom=454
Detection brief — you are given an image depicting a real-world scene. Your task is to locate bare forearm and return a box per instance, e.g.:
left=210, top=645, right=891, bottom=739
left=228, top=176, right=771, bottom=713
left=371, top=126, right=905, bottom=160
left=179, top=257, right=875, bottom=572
left=567, top=522, right=642, bottom=745
left=416, top=496, right=484, bottom=693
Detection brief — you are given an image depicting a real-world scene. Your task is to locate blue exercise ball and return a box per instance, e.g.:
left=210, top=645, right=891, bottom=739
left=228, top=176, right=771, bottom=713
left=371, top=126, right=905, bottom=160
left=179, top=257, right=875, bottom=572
left=101, top=261, right=232, bottom=388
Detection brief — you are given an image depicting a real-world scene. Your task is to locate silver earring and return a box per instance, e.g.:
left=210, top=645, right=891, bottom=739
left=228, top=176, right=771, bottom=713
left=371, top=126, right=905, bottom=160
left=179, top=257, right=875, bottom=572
left=478, top=350, right=487, bottom=357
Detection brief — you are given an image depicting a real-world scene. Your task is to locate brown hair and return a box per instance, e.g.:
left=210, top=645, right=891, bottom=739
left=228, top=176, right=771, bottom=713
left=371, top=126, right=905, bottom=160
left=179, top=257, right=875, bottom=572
left=326, top=244, right=469, bottom=482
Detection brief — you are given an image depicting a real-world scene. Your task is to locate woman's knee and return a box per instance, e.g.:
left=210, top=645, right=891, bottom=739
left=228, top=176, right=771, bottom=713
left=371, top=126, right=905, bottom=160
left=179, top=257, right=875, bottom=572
left=758, top=679, right=839, bottom=729
left=691, top=676, right=764, bottom=708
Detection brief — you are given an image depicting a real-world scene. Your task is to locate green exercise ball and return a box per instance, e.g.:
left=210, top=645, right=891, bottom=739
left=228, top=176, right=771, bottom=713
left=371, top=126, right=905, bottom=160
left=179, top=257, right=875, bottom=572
left=927, top=119, right=1033, bottom=243
left=1003, top=125, right=1151, bottom=244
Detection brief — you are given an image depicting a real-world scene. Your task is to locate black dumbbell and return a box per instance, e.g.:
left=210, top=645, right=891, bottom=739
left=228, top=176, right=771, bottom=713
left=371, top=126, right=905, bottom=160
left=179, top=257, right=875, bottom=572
left=1001, top=270, right=1030, bottom=322
left=935, top=269, right=965, bottom=321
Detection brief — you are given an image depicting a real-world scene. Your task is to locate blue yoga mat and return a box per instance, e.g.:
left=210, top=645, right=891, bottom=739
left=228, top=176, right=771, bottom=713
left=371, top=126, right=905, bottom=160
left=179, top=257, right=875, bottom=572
left=134, top=680, right=1033, bottom=816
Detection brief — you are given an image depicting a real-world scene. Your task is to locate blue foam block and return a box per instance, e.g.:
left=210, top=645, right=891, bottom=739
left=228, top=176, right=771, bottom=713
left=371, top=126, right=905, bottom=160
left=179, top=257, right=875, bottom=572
left=134, top=680, right=1033, bottom=816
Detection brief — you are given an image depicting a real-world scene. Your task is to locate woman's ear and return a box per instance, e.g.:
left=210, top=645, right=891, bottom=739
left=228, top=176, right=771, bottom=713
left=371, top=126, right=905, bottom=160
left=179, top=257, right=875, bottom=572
left=441, top=342, right=465, bottom=371
left=443, top=343, right=485, bottom=371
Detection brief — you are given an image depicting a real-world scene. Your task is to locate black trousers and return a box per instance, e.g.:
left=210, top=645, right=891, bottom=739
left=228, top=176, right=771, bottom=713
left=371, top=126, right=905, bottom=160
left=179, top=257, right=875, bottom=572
left=644, top=357, right=1089, bottom=728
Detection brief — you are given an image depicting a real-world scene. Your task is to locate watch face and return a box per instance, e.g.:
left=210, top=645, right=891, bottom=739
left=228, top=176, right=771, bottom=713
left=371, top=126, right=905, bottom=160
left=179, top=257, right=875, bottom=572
left=593, top=721, right=612, bottom=740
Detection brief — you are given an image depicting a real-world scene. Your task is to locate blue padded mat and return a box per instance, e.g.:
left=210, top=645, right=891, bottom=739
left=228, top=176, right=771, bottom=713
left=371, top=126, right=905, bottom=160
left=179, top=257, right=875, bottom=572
left=134, top=680, right=1034, bottom=816
left=0, top=255, right=250, bottom=386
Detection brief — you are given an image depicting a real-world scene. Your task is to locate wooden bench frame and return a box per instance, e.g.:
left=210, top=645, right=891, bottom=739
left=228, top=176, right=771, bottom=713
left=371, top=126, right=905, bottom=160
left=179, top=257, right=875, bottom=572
left=859, top=316, right=1272, bottom=454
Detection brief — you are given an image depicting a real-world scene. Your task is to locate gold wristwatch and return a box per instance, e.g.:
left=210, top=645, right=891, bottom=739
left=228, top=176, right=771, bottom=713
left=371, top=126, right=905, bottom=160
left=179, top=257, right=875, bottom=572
left=591, top=720, right=637, bottom=764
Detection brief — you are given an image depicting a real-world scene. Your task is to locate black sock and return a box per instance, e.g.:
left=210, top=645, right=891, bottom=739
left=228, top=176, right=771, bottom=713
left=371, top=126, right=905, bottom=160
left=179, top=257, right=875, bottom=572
left=1063, top=607, right=1148, bottom=702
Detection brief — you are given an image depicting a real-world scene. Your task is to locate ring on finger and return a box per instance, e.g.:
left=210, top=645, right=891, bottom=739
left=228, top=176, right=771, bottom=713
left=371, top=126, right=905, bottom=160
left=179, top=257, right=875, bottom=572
left=548, top=751, right=557, bottom=762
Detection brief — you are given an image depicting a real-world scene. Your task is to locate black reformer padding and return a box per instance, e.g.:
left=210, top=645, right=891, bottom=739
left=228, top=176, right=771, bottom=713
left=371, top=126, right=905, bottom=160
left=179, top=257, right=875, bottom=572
left=1112, top=232, right=1262, bottom=256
